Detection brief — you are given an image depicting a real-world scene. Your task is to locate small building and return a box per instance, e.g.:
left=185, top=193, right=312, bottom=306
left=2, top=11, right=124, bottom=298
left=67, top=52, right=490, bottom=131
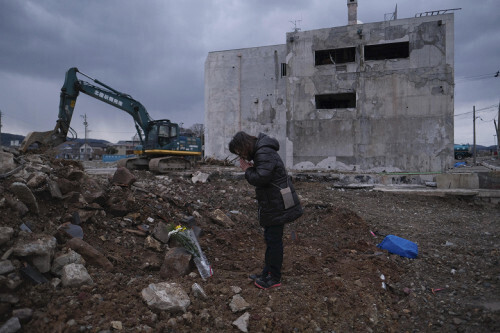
left=79, top=143, right=94, bottom=160
left=204, top=1, right=455, bottom=172
left=56, top=141, right=80, bottom=160
left=114, top=140, right=139, bottom=155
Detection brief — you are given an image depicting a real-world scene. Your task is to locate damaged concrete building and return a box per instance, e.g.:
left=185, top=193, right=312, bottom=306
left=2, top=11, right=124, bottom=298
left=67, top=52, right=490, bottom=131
left=204, top=0, right=454, bottom=172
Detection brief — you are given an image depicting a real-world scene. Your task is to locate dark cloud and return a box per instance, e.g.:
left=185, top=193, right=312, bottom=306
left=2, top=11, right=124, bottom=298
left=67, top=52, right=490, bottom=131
left=0, top=0, right=498, bottom=144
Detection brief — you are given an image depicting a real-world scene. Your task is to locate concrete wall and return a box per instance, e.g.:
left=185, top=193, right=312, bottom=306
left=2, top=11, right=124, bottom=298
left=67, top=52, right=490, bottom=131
left=205, top=14, right=455, bottom=172
left=204, top=45, right=288, bottom=162
left=287, top=14, right=454, bottom=172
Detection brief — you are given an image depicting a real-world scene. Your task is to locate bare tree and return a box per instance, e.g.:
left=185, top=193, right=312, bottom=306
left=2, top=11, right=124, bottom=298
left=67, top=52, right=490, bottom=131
left=190, top=123, right=204, bottom=139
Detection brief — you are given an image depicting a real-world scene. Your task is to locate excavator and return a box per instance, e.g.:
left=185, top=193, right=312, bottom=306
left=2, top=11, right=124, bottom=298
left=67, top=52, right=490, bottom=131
left=20, top=67, right=202, bottom=172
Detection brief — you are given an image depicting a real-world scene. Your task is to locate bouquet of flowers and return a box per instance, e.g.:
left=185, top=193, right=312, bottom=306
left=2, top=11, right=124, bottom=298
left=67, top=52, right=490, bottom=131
left=166, top=224, right=212, bottom=279
left=167, top=224, right=200, bottom=257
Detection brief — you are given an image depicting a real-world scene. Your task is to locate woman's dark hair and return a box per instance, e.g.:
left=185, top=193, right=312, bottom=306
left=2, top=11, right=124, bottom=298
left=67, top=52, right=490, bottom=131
left=229, top=131, right=257, bottom=158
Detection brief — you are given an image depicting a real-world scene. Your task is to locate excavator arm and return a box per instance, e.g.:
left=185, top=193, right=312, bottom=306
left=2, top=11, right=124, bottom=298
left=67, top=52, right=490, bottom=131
left=21, top=67, right=154, bottom=151
left=19, top=67, right=201, bottom=172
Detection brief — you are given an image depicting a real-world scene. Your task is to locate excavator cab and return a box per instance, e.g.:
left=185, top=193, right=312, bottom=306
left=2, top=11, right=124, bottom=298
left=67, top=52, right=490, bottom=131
left=157, top=121, right=178, bottom=149
left=144, top=120, right=178, bottom=150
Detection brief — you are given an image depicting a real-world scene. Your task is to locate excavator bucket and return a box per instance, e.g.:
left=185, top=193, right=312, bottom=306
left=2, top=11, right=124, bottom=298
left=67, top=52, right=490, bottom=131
left=19, top=130, right=66, bottom=153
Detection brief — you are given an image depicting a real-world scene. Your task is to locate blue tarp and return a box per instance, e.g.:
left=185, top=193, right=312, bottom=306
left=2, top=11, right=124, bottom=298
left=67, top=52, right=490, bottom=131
left=102, top=154, right=135, bottom=162
left=377, top=235, right=418, bottom=258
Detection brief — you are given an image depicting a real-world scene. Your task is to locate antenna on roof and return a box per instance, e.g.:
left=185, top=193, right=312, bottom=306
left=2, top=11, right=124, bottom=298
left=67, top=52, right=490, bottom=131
left=384, top=4, right=398, bottom=21
left=415, top=8, right=461, bottom=17
left=289, top=19, right=302, bottom=32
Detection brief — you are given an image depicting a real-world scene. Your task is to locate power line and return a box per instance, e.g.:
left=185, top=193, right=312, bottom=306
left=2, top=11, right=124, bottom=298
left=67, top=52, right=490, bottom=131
left=478, top=115, right=497, bottom=123
left=455, top=71, right=499, bottom=82
left=454, top=104, right=499, bottom=117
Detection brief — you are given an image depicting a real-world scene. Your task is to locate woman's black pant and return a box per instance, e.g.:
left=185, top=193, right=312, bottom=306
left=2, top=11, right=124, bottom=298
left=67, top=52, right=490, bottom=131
left=261, top=224, right=284, bottom=281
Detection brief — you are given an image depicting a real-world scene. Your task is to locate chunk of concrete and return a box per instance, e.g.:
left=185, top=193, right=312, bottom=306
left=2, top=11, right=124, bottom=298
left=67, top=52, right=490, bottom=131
left=47, top=179, right=63, bottom=199
left=0, top=317, right=21, bottom=333
left=229, top=294, right=250, bottom=312
left=0, top=227, right=14, bottom=246
left=61, top=263, right=93, bottom=287
left=51, top=250, right=86, bottom=276
left=112, top=167, right=136, bottom=186
left=209, top=209, right=235, bottom=228
left=27, top=172, right=48, bottom=189
left=0, top=151, right=16, bottom=174
left=232, top=312, right=250, bottom=333
left=152, top=222, right=170, bottom=243
left=13, top=234, right=56, bottom=273
left=191, top=171, right=210, bottom=184
left=66, top=238, right=113, bottom=272
left=9, top=182, right=39, bottom=215
left=436, top=173, right=479, bottom=189
left=0, top=260, right=15, bottom=275
left=145, top=236, right=162, bottom=252
left=160, top=247, right=192, bottom=279
left=141, top=282, right=190, bottom=313
left=191, top=283, right=208, bottom=300
left=12, top=308, right=33, bottom=322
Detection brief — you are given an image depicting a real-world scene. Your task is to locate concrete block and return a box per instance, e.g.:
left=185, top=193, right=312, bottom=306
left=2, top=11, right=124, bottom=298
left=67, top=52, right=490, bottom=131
left=436, top=173, right=479, bottom=189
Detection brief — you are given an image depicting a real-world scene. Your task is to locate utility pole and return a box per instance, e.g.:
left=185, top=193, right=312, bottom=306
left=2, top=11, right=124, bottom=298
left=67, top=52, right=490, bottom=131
left=473, top=106, right=477, bottom=165
left=495, top=101, right=500, bottom=159
left=0, top=110, right=2, bottom=147
left=81, top=114, right=89, bottom=161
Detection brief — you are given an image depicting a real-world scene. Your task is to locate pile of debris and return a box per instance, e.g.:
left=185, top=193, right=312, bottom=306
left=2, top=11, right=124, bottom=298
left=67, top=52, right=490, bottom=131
left=0, top=148, right=249, bottom=332
left=1, top=146, right=499, bottom=332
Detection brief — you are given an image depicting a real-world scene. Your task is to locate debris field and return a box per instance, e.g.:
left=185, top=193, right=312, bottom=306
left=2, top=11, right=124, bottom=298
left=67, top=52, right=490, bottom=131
left=0, top=152, right=499, bottom=332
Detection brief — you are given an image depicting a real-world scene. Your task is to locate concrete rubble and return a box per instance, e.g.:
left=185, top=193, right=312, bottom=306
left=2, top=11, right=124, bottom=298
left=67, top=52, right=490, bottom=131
left=141, top=282, right=190, bottom=313
left=61, top=263, right=93, bottom=287
left=12, top=234, right=56, bottom=273
left=50, top=249, right=85, bottom=276
left=0, top=146, right=498, bottom=332
left=0, top=150, right=227, bottom=331
left=229, top=294, right=250, bottom=312
left=232, top=312, right=250, bottom=332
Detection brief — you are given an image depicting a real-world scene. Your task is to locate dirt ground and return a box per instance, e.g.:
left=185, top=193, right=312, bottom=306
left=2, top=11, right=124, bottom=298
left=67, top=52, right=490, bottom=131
left=1, top=160, right=499, bottom=332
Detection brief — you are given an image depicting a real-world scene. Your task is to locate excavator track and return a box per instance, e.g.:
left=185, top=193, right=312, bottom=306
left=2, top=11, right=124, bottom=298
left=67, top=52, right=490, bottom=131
left=116, top=157, right=150, bottom=170
left=116, top=156, right=193, bottom=173
left=149, top=156, right=192, bottom=172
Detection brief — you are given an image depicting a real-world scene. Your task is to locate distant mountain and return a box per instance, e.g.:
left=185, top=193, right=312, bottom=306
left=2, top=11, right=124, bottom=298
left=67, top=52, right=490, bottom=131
left=474, top=145, right=497, bottom=151
left=66, top=138, right=110, bottom=145
left=454, top=144, right=497, bottom=151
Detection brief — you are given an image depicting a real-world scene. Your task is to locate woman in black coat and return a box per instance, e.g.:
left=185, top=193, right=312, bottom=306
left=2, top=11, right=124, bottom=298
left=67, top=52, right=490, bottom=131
left=229, top=131, right=303, bottom=289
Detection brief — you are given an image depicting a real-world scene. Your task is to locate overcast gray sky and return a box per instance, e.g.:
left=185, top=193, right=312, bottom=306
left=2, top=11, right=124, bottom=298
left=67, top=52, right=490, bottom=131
left=1, top=0, right=498, bottom=145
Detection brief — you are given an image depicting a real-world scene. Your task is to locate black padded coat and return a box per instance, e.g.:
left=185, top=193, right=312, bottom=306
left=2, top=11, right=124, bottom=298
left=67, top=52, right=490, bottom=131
left=244, top=133, right=303, bottom=227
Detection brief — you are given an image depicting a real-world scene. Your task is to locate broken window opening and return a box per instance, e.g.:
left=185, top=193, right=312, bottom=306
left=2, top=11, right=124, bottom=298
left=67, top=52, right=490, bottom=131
left=364, top=41, right=409, bottom=60
left=315, top=93, right=356, bottom=109
left=315, top=47, right=355, bottom=66
left=281, top=63, right=287, bottom=77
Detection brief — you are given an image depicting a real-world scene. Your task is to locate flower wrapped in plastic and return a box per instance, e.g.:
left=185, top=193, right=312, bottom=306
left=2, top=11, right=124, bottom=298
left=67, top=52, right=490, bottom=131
left=167, top=225, right=199, bottom=256
left=167, top=224, right=212, bottom=279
